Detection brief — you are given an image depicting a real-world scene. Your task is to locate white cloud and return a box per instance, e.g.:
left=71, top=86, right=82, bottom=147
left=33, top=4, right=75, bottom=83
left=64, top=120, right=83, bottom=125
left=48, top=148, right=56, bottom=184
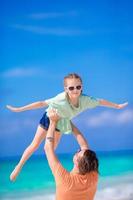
left=116, top=109, right=133, bottom=123
left=1, top=108, right=133, bottom=137
left=29, top=11, right=77, bottom=19
left=2, top=67, right=43, bottom=78
left=1, top=67, right=63, bottom=79
left=11, top=24, right=91, bottom=36
left=86, top=109, right=133, bottom=127
left=1, top=116, right=37, bottom=135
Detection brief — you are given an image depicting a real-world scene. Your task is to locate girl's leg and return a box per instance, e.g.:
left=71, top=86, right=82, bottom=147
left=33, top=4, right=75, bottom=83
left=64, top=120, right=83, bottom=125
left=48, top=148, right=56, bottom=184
left=10, top=125, right=47, bottom=181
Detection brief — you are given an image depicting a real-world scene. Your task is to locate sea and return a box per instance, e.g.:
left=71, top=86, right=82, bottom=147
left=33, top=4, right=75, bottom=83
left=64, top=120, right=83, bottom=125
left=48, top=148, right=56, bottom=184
left=0, top=150, right=133, bottom=200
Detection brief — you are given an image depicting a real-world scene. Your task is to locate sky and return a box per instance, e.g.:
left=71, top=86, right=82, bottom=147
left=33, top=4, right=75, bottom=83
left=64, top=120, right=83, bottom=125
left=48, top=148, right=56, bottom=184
left=0, top=0, right=133, bottom=157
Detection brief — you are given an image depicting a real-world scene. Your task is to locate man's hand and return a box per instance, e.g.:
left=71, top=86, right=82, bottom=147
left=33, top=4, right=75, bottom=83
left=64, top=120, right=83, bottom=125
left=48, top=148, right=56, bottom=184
left=44, top=109, right=61, bottom=174
left=47, top=109, right=60, bottom=123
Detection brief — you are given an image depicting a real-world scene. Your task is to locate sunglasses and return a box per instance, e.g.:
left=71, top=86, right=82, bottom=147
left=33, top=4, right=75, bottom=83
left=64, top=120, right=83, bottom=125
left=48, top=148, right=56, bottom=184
left=66, top=85, right=82, bottom=91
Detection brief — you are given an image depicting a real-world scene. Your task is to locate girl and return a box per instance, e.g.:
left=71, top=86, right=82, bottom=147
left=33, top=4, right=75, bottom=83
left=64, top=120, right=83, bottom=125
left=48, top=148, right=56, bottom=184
left=7, top=73, right=128, bottom=181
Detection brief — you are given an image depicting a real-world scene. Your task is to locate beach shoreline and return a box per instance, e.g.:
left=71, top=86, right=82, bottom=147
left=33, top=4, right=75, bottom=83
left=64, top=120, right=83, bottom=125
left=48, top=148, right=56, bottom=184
left=1, top=152, right=133, bottom=200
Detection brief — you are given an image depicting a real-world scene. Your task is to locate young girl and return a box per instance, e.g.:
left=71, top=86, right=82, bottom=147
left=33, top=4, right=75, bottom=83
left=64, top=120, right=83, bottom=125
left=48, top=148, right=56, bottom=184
left=7, top=73, right=128, bottom=181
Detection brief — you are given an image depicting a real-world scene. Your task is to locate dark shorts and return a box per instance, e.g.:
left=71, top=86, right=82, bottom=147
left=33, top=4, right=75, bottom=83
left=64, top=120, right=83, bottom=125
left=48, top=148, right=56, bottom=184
left=39, top=112, right=60, bottom=132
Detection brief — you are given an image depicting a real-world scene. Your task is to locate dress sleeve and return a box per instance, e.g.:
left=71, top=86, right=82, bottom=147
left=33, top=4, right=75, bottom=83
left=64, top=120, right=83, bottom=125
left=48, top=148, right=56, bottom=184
left=82, top=95, right=100, bottom=109
left=45, top=92, right=65, bottom=105
left=45, top=97, right=55, bottom=105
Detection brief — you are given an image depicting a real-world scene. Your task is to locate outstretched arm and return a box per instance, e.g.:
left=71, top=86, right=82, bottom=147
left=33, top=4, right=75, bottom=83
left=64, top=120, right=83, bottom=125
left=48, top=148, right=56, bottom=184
left=6, top=101, right=48, bottom=112
left=99, top=99, right=128, bottom=109
left=71, top=123, right=89, bottom=150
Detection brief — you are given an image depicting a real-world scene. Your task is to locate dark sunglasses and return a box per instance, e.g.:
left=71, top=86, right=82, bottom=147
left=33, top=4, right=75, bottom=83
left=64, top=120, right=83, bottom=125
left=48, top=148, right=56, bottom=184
left=66, top=85, right=82, bottom=91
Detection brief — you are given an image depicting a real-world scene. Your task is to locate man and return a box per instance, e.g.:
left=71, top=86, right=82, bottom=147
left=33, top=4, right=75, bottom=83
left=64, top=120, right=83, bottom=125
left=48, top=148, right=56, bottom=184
left=44, top=109, right=99, bottom=200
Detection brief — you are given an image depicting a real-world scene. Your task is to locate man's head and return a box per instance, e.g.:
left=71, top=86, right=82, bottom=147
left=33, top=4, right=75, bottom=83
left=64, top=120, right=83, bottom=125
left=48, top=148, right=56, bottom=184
left=73, top=149, right=99, bottom=175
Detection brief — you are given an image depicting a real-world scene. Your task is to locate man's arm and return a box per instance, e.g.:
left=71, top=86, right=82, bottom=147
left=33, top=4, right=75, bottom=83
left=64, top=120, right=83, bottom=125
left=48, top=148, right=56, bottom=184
left=71, top=122, right=89, bottom=150
left=44, top=111, right=60, bottom=174
left=99, top=99, right=128, bottom=109
left=6, top=101, right=48, bottom=112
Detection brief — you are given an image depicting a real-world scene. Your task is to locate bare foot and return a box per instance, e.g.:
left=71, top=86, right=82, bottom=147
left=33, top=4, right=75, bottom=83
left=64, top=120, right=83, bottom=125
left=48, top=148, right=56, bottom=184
left=10, top=165, right=21, bottom=181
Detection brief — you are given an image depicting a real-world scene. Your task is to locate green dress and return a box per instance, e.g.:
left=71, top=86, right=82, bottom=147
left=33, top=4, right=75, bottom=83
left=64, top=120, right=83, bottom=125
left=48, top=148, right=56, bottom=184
left=45, top=92, right=100, bottom=134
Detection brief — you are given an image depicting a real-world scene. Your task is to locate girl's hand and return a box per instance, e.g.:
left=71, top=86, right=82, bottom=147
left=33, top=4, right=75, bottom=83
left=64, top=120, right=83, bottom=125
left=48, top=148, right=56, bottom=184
left=116, top=102, right=128, bottom=109
left=6, top=105, right=21, bottom=112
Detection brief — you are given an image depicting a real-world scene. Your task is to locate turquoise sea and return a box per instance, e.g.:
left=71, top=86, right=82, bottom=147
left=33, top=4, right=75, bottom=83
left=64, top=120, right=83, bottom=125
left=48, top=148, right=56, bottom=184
left=1, top=150, right=133, bottom=200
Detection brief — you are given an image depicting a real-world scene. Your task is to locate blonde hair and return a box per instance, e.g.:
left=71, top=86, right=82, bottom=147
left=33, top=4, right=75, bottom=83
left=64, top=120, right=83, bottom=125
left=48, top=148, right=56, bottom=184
left=64, top=73, right=82, bottom=86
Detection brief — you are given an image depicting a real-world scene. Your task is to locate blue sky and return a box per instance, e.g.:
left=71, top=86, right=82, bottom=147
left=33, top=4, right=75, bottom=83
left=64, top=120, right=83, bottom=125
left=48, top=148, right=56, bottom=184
left=0, top=0, right=133, bottom=157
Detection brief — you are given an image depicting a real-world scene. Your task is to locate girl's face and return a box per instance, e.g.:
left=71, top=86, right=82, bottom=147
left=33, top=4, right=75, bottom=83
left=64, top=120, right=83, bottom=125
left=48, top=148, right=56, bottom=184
left=64, top=78, right=82, bottom=99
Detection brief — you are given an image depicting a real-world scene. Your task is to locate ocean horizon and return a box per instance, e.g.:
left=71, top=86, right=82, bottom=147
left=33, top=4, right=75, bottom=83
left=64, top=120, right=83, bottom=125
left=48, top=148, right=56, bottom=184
left=1, top=149, right=133, bottom=200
